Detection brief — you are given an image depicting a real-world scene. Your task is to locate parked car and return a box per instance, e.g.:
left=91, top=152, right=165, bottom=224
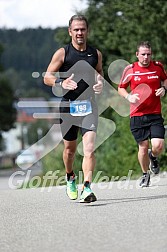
left=15, top=149, right=37, bottom=169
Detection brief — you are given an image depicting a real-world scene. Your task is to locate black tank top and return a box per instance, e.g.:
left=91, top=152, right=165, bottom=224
left=59, top=43, right=98, bottom=100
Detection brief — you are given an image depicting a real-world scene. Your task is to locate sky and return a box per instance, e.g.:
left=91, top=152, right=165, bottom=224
left=0, top=0, right=88, bottom=30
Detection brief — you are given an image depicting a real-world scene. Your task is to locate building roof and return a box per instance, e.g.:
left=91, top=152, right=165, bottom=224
left=15, top=97, right=50, bottom=123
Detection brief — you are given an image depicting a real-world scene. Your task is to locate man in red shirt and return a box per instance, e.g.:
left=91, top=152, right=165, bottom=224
left=118, top=41, right=167, bottom=187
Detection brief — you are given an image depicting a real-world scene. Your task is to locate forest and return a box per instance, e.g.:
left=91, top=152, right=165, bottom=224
left=0, top=0, right=167, bottom=182
left=0, top=27, right=62, bottom=98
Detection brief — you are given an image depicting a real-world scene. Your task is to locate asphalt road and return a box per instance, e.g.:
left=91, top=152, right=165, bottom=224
left=0, top=171, right=167, bottom=252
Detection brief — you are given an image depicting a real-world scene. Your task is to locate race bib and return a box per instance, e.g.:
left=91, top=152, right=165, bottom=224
left=70, top=100, right=92, bottom=116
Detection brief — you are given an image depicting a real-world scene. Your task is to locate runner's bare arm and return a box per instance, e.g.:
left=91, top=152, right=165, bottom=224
left=93, top=50, right=103, bottom=94
left=96, top=49, right=103, bottom=76
left=44, top=48, right=65, bottom=87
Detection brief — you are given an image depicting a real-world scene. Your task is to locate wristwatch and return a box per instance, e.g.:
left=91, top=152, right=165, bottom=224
left=54, top=78, right=63, bottom=86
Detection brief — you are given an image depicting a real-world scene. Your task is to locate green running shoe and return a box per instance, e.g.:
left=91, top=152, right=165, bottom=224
left=80, top=186, right=97, bottom=203
left=66, top=179, right=78, bottom=200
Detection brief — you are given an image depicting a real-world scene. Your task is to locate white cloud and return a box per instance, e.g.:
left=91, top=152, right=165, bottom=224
left=0, top=0, right=88, bottom=30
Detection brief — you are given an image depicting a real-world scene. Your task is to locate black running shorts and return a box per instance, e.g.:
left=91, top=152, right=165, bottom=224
left=60, top=98, right=98, bottom=141
left=130, top=114, right=165, bottom=143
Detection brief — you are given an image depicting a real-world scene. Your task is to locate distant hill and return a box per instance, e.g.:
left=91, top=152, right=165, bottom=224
left=0, top=27, right=59, bottom=72
left=0, top=27, right=65, bottom=98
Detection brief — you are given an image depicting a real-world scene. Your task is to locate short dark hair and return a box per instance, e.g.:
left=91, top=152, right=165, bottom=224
left=137, top=41, right=151, bottom=52
left=69, top=15, right=89, bottom=28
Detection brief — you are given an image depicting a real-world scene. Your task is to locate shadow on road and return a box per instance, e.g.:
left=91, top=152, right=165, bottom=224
left=81, top=194, right=167, bottom=207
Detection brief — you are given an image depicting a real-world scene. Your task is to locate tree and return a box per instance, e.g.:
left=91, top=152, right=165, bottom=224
left=0, top=77, right=17, bottom=132
left=0, top=44, right=17, bottom=150
left=83, top=0, right=167, bottom=70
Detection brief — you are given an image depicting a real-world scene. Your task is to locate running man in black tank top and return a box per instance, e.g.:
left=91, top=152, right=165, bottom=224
left=44, top=15, right=103, bottom=203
